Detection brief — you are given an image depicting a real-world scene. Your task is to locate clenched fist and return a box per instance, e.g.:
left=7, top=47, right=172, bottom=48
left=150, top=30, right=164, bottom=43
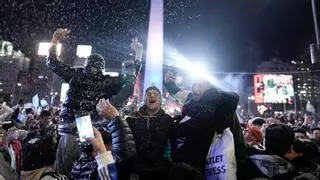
left=51, top=28, right=71, bottom=44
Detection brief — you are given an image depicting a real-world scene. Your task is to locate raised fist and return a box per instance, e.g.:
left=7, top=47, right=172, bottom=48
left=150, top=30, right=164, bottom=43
left=52, top=28, right=71, bottom=44
left=130, top=37, right=143, bottom=53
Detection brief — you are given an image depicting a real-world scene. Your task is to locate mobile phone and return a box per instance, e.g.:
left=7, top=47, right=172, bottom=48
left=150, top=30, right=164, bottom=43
left=75, top=115, right=94, bottom=142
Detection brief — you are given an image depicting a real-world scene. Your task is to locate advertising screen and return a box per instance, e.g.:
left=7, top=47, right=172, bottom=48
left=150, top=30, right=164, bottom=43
left=254, top=74, right=294, bottom=104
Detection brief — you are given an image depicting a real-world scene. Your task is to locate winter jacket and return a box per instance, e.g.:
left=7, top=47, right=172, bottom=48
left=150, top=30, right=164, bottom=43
left=72, top=151, right=118, bottom=180
left=47, top=52, right=139, bottom=135
left=125, top=106, right=173, bottom=179
left=242, top=149, right=300, bottom=180
left=72, top=154, right=98, bottom=180
left=106, top=116, right=136, bottom=180
left=170, top=88, right=247, bottom=175
left=290, top=156, right=320, bottom=178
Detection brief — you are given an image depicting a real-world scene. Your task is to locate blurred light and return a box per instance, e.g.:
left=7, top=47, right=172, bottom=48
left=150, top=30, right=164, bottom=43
left=38, top=76, right=44, bottom=79
left=189, top=62, right=208, bottom=79
left=291, top=61, right=296, bottom=64
left=0, top=89, right=3, bottom=92
left=237, top=105, right=241, bottom=109
left=103, top=72, right=119, bottom=77
left=60, top=83, right=70, bottom=102
left=76, top=45, right=92, bottom=58
left=0, top=41, right=13, bottom=57
left=165, top=46, right=219, bottom=86
left=17, top=83, right=22, bottom=87
left=38, top=42, right=62, bottom=56
left=0, top=82, right=2, bottom=85
left=300, top=90, right=306, bottom=94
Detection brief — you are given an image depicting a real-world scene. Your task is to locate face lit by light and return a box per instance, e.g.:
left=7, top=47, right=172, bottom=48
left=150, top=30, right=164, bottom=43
left=191, top=79, right=210, bottom=101
left=145, top=89, right=161, bottom=112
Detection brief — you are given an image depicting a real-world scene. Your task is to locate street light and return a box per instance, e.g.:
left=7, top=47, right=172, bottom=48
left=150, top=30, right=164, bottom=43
left=17, top=83, right=22, bottom=87
left=38, top=42, right=62, bottom=56
left=76, top=45, right=92, bottom=58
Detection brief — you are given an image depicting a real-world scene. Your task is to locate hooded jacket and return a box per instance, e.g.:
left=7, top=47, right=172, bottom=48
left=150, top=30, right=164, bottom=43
left=47, top=48, right=140, bottom=135
left=171, top=88, right=247, bottom=174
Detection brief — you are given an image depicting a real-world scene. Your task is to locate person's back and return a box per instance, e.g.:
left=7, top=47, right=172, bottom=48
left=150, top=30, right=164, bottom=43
left=243, top=124, right=300, bottom=179
left=21, top=131, right=67, bottom=180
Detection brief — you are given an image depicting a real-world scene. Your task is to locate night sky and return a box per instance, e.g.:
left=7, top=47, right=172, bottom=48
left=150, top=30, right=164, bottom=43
left=0, top=0, right=317, bottom=72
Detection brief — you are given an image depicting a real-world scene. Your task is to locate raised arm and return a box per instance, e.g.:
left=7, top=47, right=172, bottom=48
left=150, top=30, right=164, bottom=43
left=46, top=28, right=75, bottom=82
left=96, top=99, right=136, bottom=163
left=109, top=38, right=143, bottom=109
left=164, top=70, right=190, bottom=104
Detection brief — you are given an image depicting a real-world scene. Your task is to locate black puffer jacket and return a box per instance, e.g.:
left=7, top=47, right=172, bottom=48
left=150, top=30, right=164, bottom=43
left=47, top=53, right=139, bottom=135
left=106, top=116, right=136, bottom=180
left=170, top=87, right=247, bottom=175
left=126, top=106, right=173, bottom=170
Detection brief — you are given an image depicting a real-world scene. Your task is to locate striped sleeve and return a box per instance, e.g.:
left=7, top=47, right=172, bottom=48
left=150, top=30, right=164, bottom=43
left=95, top=151, right=118, bottom=180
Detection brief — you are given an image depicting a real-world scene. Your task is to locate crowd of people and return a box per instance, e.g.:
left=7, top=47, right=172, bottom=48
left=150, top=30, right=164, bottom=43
left=0, top=28, right=320, bottom=180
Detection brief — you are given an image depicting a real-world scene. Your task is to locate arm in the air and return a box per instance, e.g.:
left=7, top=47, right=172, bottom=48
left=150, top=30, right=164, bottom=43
left=46, top=45, right=75, bottom=82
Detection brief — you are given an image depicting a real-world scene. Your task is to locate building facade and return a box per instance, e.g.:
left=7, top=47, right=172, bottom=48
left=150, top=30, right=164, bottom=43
left=0, top=41, right=31, bottom=105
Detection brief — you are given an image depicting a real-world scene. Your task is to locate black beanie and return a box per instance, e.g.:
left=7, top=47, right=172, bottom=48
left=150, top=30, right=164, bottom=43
left=265, top=124, right=294, bottom=157
left=145, top=86, right=162, bottom=97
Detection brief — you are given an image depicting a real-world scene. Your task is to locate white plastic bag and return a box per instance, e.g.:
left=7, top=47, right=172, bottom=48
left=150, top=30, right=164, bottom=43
left=206, top=128, right=237, bottom=180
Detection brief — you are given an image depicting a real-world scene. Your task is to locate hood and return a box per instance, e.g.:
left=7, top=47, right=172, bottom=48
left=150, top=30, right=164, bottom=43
left=249, top=154, right=294, bottom=178
left=21, top=166, right=55, bottom=180
left=71, top=155, right=97, bottom=179
left=216, top=90, right=239, bottom=114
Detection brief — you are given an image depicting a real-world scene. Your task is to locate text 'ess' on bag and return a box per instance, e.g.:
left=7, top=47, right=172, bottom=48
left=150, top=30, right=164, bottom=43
left=206, top=128, right=237, bottom=180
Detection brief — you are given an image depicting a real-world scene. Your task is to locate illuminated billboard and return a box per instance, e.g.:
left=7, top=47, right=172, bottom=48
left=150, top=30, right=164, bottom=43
left=254, top=74, right=294, bottom=104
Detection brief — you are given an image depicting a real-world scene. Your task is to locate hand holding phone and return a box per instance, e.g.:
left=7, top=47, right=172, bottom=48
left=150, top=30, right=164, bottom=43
left=75, top=115, right=94, bottom=142
left=86, top=128, right=107, bottom=154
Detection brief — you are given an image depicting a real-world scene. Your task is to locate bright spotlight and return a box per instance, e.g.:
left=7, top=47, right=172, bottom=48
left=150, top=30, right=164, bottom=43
left=60, top=83, right=70, bottom=102
left=38, top=42, right=62, bottom=56
left=76, top=45, right=92, bottom=58
left=188, top=62, right=208, bottom=79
